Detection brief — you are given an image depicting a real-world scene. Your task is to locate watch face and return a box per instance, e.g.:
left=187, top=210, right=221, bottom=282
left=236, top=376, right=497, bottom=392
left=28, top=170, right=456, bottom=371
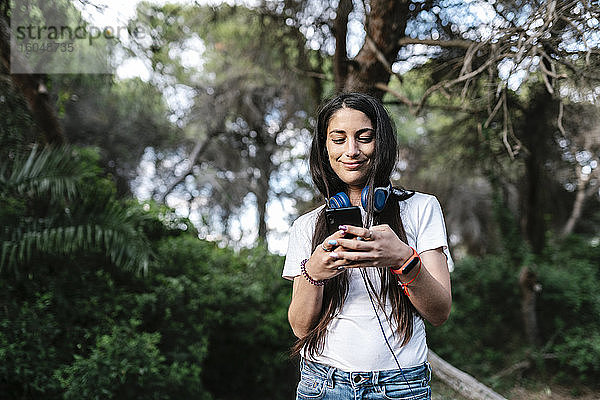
left=402, top=257, right=420, bottom=275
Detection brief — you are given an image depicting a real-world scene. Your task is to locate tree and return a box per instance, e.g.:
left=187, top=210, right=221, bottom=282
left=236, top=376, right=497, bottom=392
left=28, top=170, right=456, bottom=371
left=57, top=75, right=177, bottom=196
left=0, top=0, right=65, bottom=144
left=124, top=3, right=318, bottom=241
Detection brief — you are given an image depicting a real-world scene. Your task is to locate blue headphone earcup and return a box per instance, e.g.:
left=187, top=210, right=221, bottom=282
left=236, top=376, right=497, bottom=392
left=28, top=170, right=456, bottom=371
left=373, top=188, right=388, bottom=212
left=361, top=186, right=369, bottom=211
left=361, top=185, right=389, bottom=212
left=328, top=192, right=351, bottom=209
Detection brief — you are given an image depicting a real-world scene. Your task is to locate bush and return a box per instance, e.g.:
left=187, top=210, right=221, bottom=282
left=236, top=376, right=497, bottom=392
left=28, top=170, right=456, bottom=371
left=536, top=235, right=600, bottom=384
left=427, top=253, right=522, bottom=378
left=152, top=237, right=297, bottom=400
left=57, top=326, right=170, bottom=400
left=427, top=235, right=600, bottom=386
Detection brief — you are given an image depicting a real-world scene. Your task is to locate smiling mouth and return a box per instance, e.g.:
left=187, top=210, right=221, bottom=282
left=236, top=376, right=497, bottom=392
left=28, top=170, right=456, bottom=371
left=342, top=161, right=364, bottom=170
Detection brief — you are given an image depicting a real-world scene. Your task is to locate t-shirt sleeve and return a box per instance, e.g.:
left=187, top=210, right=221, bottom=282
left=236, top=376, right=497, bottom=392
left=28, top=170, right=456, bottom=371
left=282, top=216, right=314, bottom=280
left=415, top=196, right=454, bottom=269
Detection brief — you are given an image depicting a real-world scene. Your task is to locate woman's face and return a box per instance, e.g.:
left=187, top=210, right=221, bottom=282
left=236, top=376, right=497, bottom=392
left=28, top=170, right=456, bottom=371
left=325, top=107, right=375, bottom=189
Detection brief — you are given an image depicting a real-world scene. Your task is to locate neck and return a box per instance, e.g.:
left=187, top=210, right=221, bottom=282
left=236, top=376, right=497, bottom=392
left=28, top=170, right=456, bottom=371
left=348, top=186, right=363, bottom=207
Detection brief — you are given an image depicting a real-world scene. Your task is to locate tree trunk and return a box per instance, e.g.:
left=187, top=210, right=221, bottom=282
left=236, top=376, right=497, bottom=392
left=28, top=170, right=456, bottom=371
left=519, top=87, right=558, bottom=254
left=0, top=10, right=64, bottom=144
left=333, top=0, right=352, bottom=93
left=428, top=350, right=507, bottom=400
left=251, top=123, right=275, bottom=242
left=255, top=183, right=268, bottom=241
left=340, top=0, right=410, bottom=99
left=562, top=179, right=598, bottom=237
left=519, top=266, right=541, bottom=347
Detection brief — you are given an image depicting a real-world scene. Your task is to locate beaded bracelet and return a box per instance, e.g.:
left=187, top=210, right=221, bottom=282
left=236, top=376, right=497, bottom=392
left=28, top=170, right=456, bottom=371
left=300, top=258, right=328, bottom=286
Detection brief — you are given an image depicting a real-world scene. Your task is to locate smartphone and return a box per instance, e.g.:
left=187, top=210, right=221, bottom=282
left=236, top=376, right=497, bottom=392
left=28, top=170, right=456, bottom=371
left=325, top=206, right=363, bottom=236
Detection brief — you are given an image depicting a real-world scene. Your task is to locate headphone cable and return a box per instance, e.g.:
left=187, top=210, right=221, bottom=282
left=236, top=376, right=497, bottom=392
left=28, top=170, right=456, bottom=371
left=360, top=269, right=417, bottom=398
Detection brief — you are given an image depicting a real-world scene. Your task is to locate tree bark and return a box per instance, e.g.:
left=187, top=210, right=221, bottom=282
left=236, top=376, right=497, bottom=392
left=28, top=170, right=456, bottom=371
left=519, top=266, right=540, bottom=347
left=519, top=87, right=558, bottom=254
left=341, top=0, right=410, bottom=99
left=0, top=9, right=64, bottom=144
left=428, top=350, right=507, bottom=400
left=333, top=0, right=352, bottom=93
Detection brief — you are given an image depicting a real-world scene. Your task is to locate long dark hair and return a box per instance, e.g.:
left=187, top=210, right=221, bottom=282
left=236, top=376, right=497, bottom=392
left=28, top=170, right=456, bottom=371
left=293, top=92, right=417, bottom=358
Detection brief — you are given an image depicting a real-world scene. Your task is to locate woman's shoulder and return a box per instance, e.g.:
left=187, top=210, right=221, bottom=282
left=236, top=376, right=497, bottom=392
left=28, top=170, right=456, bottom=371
left=290, top=204, right=325, bottom=230
left=401, top=190, right=439, bottom=208
left=398, top=190, right=444, bottom=223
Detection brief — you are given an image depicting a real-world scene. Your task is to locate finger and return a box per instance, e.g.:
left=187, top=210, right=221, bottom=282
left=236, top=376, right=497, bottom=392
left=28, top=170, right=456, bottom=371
left=326, top=229, right=350, bottom=242
left=321, top=238, right=339, bottom=252
left=336, top=238, right=371, bottom=251
left=369, top=224, right=390, bottom=231
left=338, top=224, right=363, bottom=235
left=321, top=252, right=346, bottom=265
left=340, top=263, right=370, bottom=269
left=330, top=250, right=375, bottom=263
left=341, top=225, right=375, bottom=240
left=329, top=258, right=349, bottom=271
left=317, top=257, right=348, bottom=274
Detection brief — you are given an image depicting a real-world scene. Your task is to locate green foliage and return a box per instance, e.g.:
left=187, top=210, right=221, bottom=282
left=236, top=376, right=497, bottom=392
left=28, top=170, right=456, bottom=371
left=0, top=78, right=37, bottom=155
left=0, top=145, right=151, bottom=274
left=54, top=73, right=176, bottom=195
left=57, top=326, right=177, bottom=400
left=0, top=290, right=63, bottom=397
left=536, top=236, right=600, bottom=383
left=0, top=144, right=93, bottom=199
left=428, top=254, right=522, bottom=378
left=57, top=326, right=162, bottom=399
left=428, top=235, right=600, bottom=387
left=0, top=119, right=296, bottom=398
left=153, top=237, right=297, bottom=400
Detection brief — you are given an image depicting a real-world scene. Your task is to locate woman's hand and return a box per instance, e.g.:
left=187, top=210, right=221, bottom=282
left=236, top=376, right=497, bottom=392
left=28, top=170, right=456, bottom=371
left=330, top=224, right=452, bottom=325
left=303, top=229, right=351, bottom=281
left=329, top=224, right=413, bottom=269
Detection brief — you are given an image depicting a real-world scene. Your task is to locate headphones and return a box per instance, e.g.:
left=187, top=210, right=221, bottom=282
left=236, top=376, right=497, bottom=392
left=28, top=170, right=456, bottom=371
left=327, top=183, right=392, bottom=213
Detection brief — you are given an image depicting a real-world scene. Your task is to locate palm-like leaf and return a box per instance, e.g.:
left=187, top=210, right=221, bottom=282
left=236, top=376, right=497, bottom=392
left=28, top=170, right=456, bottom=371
left=1, top=205, right=151, bottom=275
left=0, top=144, right=93, bottom=200
left=1, top=145, right=151, bottom=274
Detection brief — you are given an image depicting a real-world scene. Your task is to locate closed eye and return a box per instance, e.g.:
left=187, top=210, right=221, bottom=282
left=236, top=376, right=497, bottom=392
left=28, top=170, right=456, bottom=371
left=357, top=129, right=374, bottom=143
left=358, top=134, right=374, bottom=143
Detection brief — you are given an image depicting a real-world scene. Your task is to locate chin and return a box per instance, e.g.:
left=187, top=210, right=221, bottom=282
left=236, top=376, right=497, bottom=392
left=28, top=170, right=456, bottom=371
left=340, top=175, right=368, bottom=188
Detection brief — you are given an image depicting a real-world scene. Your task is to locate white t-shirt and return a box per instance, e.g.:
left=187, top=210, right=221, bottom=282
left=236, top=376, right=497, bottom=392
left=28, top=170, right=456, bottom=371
left=282, top=192, right=453, bottom=372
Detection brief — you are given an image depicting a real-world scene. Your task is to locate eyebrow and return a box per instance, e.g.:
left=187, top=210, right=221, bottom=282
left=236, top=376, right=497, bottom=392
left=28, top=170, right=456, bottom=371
left=328, top=127, right=374, bottom=135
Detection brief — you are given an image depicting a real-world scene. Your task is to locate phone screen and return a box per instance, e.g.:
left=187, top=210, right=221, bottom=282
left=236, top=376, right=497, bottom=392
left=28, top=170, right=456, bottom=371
left=325, top=206, right=363, bottom=236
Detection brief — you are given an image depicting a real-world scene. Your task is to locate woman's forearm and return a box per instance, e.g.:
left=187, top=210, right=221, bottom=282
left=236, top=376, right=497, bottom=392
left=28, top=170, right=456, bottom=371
left=399, top=249, right=452, bottom=326
left=288, top=276, right=324, bottom=338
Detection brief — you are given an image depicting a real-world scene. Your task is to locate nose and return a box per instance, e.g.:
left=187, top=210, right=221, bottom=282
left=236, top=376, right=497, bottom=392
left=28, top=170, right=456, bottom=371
left=345, top=138, right=360, bottom=158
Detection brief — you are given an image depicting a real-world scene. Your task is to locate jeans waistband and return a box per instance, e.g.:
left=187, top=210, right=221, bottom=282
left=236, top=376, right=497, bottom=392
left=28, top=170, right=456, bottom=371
left=300, top=358, right=431, bottom=388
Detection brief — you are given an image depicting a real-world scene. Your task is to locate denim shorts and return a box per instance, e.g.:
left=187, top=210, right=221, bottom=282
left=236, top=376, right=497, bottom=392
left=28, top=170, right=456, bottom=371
left=296, top=359, right=432, bottom=400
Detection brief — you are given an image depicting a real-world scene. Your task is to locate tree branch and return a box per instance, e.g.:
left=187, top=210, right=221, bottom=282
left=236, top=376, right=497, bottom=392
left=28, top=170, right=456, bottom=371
left=397, top=37, right=476, bottom=50
left=428, top=350, right=507, bottom=400
left=156, top=132, right=216, bottom=203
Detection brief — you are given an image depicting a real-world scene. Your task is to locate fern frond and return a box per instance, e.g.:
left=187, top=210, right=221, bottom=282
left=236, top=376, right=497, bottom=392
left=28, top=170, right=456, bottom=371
left=0, top=145, right=93, bottom=201
left=1, top=219, right=151, bottom=274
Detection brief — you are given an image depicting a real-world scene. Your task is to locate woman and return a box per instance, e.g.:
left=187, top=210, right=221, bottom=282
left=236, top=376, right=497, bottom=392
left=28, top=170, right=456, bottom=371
left=283, top=92, right=452, bottom=399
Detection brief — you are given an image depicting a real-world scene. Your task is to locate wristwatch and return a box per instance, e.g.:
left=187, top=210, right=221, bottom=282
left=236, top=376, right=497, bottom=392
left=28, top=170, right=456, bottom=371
left=390, top=247, right=420, bottom=275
